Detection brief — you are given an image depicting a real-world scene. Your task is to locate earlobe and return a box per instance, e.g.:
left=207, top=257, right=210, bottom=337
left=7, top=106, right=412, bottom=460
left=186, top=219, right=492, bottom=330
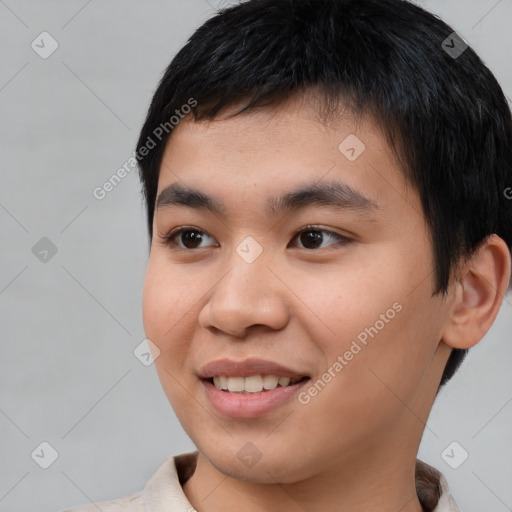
left=442, top=234, right=511, bottom=350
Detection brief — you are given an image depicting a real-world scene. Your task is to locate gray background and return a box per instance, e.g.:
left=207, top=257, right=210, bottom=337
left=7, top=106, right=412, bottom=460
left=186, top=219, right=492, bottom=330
left=0, top=1, right=510, bottom=511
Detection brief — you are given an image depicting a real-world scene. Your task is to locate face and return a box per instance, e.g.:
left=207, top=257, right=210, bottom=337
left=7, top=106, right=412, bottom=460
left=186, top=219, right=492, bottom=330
left=142, top=97, right=452, bottom=483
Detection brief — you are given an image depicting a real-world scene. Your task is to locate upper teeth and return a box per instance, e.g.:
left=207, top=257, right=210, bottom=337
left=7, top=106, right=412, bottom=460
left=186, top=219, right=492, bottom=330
left=212, top=375, right=303, bottom=393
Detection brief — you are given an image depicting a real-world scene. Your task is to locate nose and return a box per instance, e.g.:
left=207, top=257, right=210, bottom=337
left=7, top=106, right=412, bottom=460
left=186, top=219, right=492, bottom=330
left=197, top=250, right=290, bottom=338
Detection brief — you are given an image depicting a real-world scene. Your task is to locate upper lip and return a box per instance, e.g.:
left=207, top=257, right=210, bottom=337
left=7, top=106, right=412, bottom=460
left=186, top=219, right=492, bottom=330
left=198, top=358, right=309, bottom=379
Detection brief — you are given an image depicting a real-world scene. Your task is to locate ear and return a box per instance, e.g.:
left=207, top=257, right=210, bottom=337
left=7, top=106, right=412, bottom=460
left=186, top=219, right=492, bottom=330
left=442, top=234, right=511, bottom=350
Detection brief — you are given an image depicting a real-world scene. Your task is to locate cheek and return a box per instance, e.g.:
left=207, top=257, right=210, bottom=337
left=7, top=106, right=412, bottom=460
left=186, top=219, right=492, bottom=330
left=334, top=288, right=442, bottom=417
left=142, top=263, right=198, bottom=407
left=142, top=259, right=191, bottom=357
left=142, top=269, right=166, bottom=346
left=300, top=255, right=437, bottom=400
left=292, top=261, right=401, bottom=348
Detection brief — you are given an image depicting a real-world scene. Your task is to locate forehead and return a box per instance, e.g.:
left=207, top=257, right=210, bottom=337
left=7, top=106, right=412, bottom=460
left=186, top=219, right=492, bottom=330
left=155, top=99, right=419, bottom=222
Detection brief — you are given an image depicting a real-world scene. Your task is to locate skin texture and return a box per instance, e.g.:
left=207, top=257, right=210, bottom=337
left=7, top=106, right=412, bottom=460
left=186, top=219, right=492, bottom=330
left=142, top=96, right=511, bottom=512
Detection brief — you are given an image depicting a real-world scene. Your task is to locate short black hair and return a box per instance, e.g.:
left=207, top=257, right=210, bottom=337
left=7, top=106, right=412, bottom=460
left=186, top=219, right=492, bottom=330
left=135, top=0, right=512, bottom=389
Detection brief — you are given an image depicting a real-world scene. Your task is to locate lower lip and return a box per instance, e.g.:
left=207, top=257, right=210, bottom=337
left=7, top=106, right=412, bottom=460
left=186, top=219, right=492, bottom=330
left=201, top=378, right=310, bottom=419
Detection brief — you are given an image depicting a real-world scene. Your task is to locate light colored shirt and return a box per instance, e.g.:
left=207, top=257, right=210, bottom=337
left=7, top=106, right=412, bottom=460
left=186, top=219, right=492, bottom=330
left=61, top=451, right=460, bottom=511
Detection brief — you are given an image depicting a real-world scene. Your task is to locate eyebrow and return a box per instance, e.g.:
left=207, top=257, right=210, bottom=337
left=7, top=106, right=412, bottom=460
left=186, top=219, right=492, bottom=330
left=155, top=181, right=378, bottom=217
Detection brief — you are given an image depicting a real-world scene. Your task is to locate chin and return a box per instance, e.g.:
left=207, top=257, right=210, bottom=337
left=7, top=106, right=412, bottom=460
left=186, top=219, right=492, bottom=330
left=198, top=442, right=312, bottom=484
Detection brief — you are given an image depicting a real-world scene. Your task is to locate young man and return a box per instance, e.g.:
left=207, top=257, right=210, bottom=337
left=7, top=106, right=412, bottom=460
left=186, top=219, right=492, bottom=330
left=64, top=0, right=512, bottom=510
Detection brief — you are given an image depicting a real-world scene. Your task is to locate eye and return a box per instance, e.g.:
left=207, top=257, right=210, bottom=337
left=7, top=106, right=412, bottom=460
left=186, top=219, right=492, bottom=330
left=161, top=227, right=217, bottom=250
left=159, top=225, right=352, bottom=251
left=289, top=225, right=352, bottom=250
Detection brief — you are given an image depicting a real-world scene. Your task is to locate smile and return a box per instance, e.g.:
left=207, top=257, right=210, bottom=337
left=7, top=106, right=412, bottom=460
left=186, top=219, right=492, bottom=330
left=209, top=375, right=308, bottom=394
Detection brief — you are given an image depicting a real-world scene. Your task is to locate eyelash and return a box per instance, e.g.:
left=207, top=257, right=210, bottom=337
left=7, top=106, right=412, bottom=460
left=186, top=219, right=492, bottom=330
left=160, top=225, right=353, bottom=251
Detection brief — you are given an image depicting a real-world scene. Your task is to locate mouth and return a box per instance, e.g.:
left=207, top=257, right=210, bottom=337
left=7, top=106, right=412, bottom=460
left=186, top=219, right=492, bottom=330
left=198, top=357, right=311, bottom=416
left=203, top=375, right=310, bottom=394
left=201, top=374, right=311, bottom=418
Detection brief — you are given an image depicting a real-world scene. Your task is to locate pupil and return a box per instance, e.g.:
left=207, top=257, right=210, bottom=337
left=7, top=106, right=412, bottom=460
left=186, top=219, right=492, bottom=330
left=183, top=231, right=202, bottom=248
left=301, top=230, right=322, bottom=248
